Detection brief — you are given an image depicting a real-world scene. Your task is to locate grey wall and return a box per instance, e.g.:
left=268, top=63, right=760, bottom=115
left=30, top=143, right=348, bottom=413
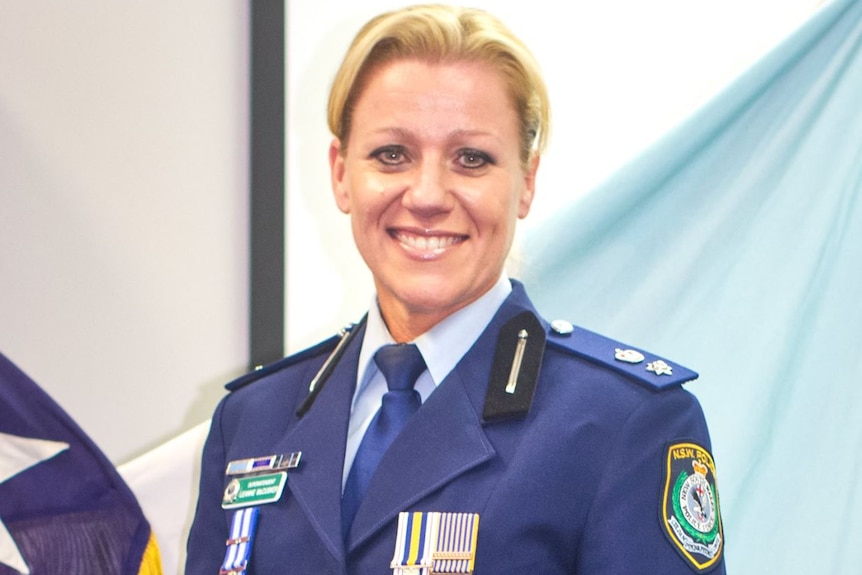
left=0, top=2, right=250, bottom=463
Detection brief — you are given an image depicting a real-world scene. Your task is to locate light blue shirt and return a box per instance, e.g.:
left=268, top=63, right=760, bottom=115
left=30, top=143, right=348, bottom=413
left=341, top=275, right=512, bottom=489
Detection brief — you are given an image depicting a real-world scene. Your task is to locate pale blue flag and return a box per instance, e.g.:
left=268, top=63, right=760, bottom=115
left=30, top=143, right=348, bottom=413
left=523, top=0, right=862, bottom=572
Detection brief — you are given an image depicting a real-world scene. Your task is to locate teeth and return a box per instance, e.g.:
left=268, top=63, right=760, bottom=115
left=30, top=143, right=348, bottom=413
left=395, top=232, right=461, bottom=251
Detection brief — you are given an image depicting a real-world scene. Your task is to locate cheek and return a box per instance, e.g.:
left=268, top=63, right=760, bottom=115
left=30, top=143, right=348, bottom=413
left=350, top=172, right=399, bottom=206
left=485, top=185, right=524, bottom=227
left=460, top=180, right=510, bottom=214
left=347, top=178, right=399, bottom=232
left=451, top=200, right=498, bottom=241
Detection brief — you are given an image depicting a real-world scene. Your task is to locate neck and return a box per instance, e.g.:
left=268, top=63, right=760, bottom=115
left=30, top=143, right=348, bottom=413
left=374, top=276, right=510, bottom=343
left=378, top=305, right=448, bottom=343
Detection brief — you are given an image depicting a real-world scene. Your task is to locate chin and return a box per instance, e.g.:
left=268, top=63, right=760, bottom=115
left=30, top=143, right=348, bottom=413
left=394, top=281, right=477, bottom=317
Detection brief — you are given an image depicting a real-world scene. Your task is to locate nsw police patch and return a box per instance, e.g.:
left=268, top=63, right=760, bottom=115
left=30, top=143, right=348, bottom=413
left=661, top=442, right=723, bottom=571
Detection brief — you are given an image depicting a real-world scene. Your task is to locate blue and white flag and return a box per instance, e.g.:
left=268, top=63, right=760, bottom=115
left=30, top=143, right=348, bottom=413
left=0, top=351, right=162, bottom=575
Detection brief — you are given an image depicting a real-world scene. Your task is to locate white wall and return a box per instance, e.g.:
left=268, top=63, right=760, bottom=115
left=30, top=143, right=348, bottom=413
left=0, top=2, right=249, bottom=464
left=285, top=0, right=824, bottom=353
left=0, top=0, right=828, bottom=546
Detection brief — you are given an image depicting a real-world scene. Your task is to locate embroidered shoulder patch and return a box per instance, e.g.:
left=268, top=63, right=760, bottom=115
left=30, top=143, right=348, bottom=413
left=661, top=442, right=723, bottom=571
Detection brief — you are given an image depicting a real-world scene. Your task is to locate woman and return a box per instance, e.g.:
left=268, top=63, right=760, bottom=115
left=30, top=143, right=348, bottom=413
left=186, top=5, right=725, bottom=574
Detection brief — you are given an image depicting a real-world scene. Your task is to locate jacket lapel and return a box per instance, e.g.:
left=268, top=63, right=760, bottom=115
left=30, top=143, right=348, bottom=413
left=346, top=283, right=537, bottom=550
left=271, top=323, right=366, bottom=570
left=346, top=363, right=495, bottom=550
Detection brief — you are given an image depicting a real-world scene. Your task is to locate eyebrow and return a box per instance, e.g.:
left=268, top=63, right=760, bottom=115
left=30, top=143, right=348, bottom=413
left=368, top=127, right=502, bottom=144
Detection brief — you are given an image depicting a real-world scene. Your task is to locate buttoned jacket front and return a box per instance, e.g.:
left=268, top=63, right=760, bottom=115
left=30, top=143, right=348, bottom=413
left=186, top=282, right=725, bottom=574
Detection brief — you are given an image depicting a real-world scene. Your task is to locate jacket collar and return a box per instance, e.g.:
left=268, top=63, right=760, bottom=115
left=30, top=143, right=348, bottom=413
left=278, top=281, right=541, bottom=562
left=346, top=280, right=540, bottom=550
left=270, top=321, right=365, bottom=568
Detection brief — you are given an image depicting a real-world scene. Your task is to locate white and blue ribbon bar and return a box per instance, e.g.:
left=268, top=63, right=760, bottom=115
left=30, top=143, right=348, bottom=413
left=220, top=507, right=260, bottom=575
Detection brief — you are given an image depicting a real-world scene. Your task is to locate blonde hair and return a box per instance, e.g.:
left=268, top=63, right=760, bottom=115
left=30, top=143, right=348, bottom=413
left=327, top=4, right=550, bottom=164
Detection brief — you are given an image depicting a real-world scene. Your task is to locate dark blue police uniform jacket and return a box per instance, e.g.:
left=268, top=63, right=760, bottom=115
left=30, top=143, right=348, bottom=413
left=186, top=281, right=725, bottom=574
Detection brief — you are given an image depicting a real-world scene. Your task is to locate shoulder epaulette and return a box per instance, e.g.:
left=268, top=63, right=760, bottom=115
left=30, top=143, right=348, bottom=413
left=483, top=310, right=546, bottom=423
left=225, top=327, right=349, bottom=392
left=544, top=319, right=698, bottom=390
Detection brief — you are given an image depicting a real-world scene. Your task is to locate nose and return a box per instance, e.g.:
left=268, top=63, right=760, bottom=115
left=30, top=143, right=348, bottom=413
left=401, top=159, right=455, bottom=216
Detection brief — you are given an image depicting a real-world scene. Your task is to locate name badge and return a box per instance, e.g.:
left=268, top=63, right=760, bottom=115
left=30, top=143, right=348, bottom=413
left=222, top=471, right=287, bottom=509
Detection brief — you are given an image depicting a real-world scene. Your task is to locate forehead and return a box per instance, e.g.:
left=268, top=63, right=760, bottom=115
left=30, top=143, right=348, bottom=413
left=350, top=59, right=519, bottom=139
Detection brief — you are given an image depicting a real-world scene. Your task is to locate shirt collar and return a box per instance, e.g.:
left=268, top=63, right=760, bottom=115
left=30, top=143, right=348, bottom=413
left=356, top=275, right=512, bottom=397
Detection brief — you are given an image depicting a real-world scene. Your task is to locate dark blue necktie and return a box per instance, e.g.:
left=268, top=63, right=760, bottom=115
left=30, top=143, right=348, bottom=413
left=342, top=343, right=425, bottom=537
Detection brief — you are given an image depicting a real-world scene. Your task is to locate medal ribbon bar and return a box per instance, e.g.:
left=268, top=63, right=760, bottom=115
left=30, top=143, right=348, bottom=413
left=220, top=507, right=259, bottom=575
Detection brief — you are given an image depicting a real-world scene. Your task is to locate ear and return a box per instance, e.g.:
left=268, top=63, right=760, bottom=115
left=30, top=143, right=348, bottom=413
left=329, top=138, right=350, bottom=214
left=517, top=154, right=540, bottom=219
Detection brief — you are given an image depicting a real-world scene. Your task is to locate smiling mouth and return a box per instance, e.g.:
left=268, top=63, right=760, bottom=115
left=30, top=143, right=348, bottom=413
left=389, top=229, right=467, bottom=252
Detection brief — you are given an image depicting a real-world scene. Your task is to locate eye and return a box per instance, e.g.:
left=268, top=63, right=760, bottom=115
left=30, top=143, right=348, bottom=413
left=456, top=149, right=493, bottom=170
left=371, top=145, right=409, bottom=166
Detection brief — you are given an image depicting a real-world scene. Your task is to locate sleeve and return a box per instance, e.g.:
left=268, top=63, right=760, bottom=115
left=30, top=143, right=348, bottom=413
left=575, top=387, right=726, bottom=574
left=185, top=398, right=231, bottom=575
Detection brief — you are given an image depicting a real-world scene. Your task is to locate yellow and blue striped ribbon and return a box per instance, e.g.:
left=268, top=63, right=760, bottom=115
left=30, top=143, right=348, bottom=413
left=393, top=511, right=436, bottom=572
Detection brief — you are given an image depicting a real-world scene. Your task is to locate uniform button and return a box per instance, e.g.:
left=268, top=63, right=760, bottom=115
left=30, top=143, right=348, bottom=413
left=550, top=319, right=574, bottom=336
